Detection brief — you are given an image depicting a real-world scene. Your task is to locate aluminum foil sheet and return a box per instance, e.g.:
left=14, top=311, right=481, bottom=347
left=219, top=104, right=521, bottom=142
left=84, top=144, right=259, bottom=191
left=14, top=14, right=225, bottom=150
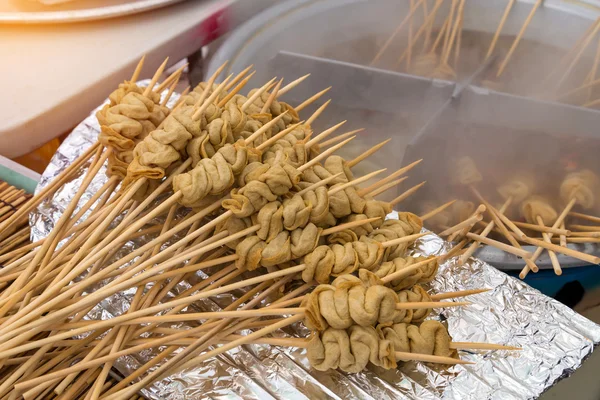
left=32, top=86, right=600, bottom=399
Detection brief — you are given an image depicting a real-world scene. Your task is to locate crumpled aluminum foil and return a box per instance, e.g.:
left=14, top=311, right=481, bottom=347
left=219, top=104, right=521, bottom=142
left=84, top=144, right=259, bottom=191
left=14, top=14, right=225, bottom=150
left=33, top=86, right=600, bottom=400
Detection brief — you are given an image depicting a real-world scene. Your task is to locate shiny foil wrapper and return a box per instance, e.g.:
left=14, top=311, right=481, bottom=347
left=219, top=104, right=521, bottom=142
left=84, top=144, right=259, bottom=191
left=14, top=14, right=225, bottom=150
left=33, top=86, right=600, bottom=399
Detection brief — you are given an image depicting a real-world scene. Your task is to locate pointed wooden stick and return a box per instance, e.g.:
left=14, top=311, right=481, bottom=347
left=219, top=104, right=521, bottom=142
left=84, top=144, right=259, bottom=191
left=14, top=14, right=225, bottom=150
left=370, top=0, right=427, bottom=66
left=556, top=17, right=600, bottom=88
left=173, top=86, right=190, bottom=108
left=390, top=181, right=426, bottom=206
left=244, top=111, right=289, bottom=144
left=295, top=87, right=332, bottom=112
left=359, top=159, right=422, bottom=196
left=130, top=55, right=146, bottom=82
left=536, top=216, right=562, bottom=275
left=431, top=288, right=490, bottom=301
left=447, top=204, right=486, bottom=243
left=319, top=128, right=364, bottom=148
left=369, top=177, right=408, bottom=198
left=190, top=60, right=229, bottom=110
left=192, top=75, right=232, bottom=120
left=570, top=224, right=600, bottom=232
left=305, top=120, right=347, bottom=148
left=261, top=78, right=283, bottom=114
left=277, top=74, right=310, bottom=97
left=439, top=214, right=483, bottom=237
left=465, top=232, right=532, bottom=258
left=450, top=342, right=521, bottom=351
left=155, top=63, right=188, bottom=93
left=218, top=71, right=256, bottom=107
left=104, top=314, right=306, bottom=400
left=405, top=0, right=416, bottom=70
left=298, top=136, right=355, bottom=172
left=420, top=199, right=456, bottom=221
left=396, top=0, right=445, bottom=67
left=513, top=221, right=570, bottom=236
left=256, top=121, right=303, bottom=151
left=142, top=57, right=169, bottom=97
left=160, top=76, right=181, bottom=107
left=296, top=173, right=344, bottom=196
left=241, top=77, right=277, bottom=112
left=560, top=221, right=568, bottom=247
left=496, top=0, right=542, bottom=78
left=322, top=217, right=383, bottom=236
left=470, top=186, right=526, bottom=239
left=381, top=256, right=438, bottom=283
left=441, top=0, right=462, bottom=65
left=347, top=138, right=391, bottom=168
left=521, top=236, right=600, bottom=264
left=395, top=351, right=473, bottom=365
left=459, top=196, right=512, bottom=266
left=225, top=64, right=253, bottom=90
left=569, top=211, right=600, bottom=224
left=305, top=99, right=331, bottom=126
left=556, top=76, right=600, bottom=100
left=520, top=197, right=577, bottom=279
left=381, top=232, right=428, bottom=249
left=485, top=0, right=516, bottom=60
left=396, top=301, right=470, bottom=310
left=327, top=168, right=386, bottom=195
left=0, top=142, right=101, bottom=242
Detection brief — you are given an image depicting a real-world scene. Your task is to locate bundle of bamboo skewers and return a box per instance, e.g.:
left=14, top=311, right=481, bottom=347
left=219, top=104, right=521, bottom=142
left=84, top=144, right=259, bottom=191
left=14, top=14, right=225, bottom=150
left=418, top=157, right=600, bottom=280
left=369, top=0, right=600, bottom=101
left=0, top=58, right=525, bottom=399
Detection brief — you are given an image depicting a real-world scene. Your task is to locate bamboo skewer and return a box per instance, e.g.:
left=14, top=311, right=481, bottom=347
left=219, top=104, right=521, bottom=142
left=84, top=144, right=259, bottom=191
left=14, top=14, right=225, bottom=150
left=431, top=288, right=490, bottom=301
left=0, top=147, right=365, bottom=340
left=447, top=205, right=486, bottom=243
left=440, top=0, right=462, bottom=67
left=260, top=78, right=283, bottom=114
left=224, top=64, right=253, bottom=90
left=520, top=197, right=578, bottom=279
left=369, top=177, right=409, bottom=198
left=569, top=211, right=600, bottom=224
left=347, top=139, right=391, bottom=168
left=536, top=216, right=562, bottom=276
left=277, top=74, right=310, bottom=96
left=319, top=128, right=364, bottom=148
left=396, top=0, right=445, bottom=67
left=0, top=233, right=428, bottom=358
left=556, top=17, right=600, bottom=89
left=421, top=199, right=456, bottom=221
left=512, top=221, right=570, bottom=236
left=370, top=0, right=428, bottom=66
left=395, top=352, right=473, bottom=365
left=485, top=0, right=516, bottom=61
left=217, top=71, right=256, bottom=107
left=439, top=213, right=483, bottom=237
left=470, top=186, right=526, bottom=239
left=305, top=120, right=347, bottom=148
left=466, top=232, right=532, bottom=259
left=142, top=57, right=169, bottom=97
left=359, top=159, right=422, bottom=196
left=496, top=0, right=543, bottom=78
left=520, top=236, right=600, bottom=265
left=405, top=0, right=416, bottom=70
left=0, top=75, right=252, bottom=326
left=305, top=99, right=331, bottom=126
left=390, top=181, right=426, bottom=206
left=459, top=197, right=512, bottom=266
left=295, top=87, right=331, bottom=112
left=154, top=63, right=188, bottom=94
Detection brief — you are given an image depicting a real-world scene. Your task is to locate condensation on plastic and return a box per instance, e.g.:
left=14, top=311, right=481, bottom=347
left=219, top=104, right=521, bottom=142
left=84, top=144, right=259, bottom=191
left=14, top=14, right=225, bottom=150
left=33, top=85, right=600, bottom=400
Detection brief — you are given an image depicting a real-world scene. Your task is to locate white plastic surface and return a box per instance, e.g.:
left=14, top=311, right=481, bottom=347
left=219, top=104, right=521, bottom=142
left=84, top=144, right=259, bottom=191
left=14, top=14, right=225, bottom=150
left=0, top=0, right=235, bottom=158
